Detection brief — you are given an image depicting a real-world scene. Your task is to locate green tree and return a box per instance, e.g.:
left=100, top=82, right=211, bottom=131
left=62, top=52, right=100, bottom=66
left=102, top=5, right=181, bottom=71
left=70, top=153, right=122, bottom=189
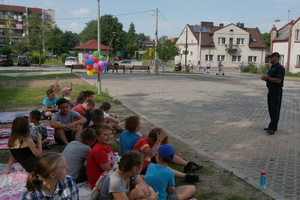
left=124, top=22, right=137, bottom=59
left=45, top=26, right=63, bottom=59
left=61, top=31, right=80, bottom=53
left=79, top=20, right=98, bottom=42
left=262, top=32, right=271, bottom=50
left=0, top=46, right=12, bottom=55
left=26, top=13, right=49, bottom=65
left=156, top=39, right=179, bottom=63
left=12, top=40, right=30, bottom=55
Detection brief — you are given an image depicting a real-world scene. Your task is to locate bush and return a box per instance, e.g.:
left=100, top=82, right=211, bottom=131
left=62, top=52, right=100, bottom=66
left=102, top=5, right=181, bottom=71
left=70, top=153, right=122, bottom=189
left=29, top=52, right=46, bottom=64
left=242, top=63, right=258, bottom=73
left=61, top=53, right=68, bottom=63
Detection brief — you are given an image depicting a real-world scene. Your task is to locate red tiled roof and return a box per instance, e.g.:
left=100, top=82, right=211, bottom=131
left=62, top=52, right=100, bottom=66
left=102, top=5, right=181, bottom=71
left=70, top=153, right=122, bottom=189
left=73, top=40, right=114, bottom=50
left=142, top=40, right=155, bottom=45
left=0, top=5, right=26, bottom=12
left=28, top=8, right=42, bottom=14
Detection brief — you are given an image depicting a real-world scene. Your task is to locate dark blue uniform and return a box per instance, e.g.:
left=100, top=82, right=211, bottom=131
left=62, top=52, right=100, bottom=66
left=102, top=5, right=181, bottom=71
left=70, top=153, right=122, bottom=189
left=266, top=63, right=285, bottom=131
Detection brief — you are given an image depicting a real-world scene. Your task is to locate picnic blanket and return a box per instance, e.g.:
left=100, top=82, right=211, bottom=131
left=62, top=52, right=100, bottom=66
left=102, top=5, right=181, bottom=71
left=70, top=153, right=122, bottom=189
left=0, top=125, right=56, bottom=150
left=0, top=111, right=31, bottom=124
left=0, top=163, right=92, bottom=200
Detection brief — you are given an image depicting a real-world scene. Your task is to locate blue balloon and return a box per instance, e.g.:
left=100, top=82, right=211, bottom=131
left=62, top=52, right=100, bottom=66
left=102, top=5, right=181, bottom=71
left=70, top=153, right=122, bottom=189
left=86, top=59, right=93, bottom=65
left=104, top=65, right=107, bottom=70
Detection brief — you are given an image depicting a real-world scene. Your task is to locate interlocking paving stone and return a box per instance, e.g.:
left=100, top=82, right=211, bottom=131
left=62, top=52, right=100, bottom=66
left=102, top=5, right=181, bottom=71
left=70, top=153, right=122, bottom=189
left=78, top=71, right=300, bottom=199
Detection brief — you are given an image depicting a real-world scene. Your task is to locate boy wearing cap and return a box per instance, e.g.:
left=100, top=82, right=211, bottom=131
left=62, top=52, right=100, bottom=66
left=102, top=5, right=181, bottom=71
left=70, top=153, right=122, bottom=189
left=261, top=52, right=285, bottom=135
left=145, top=144, right=197, bottom=200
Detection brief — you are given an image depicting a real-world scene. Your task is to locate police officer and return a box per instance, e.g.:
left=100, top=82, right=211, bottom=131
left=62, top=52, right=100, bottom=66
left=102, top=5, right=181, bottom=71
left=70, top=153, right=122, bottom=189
left=261, top=52, right=285, bottom=135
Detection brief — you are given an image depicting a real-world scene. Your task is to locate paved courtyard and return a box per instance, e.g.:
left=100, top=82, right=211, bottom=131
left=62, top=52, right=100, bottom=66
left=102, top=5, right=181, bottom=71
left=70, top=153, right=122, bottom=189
left=78, top=70, right=300, bottom=200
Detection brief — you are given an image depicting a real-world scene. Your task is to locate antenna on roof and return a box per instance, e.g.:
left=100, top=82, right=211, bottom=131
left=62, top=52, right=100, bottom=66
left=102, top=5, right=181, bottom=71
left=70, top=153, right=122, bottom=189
left=288, top=10, right=291, bottom=22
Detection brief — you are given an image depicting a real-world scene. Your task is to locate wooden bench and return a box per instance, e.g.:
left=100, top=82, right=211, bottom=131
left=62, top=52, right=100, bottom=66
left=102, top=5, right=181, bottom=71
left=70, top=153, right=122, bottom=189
left=130, top=65, right=150, bottom=73
left=105, top=65, right=125, bottom=73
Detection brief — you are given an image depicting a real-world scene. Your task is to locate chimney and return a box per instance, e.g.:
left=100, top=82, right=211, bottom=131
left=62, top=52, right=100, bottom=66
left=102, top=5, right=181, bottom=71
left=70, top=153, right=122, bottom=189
left=219, top=23, right=224, bottom=27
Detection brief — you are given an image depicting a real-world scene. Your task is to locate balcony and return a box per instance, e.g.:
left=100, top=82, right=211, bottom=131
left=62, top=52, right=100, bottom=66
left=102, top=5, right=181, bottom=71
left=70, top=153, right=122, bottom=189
left=225, top=44, right=238, bottom=52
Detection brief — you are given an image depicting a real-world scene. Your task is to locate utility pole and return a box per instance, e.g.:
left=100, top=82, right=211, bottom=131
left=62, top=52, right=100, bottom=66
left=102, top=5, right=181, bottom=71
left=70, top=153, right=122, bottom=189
left=97, top=0, right=101, bottom=94
left=154, top=8, right=159, bottom=74
left=185, top=26, right=188, bottom=71
left=288, top=10, right=291, bottom=22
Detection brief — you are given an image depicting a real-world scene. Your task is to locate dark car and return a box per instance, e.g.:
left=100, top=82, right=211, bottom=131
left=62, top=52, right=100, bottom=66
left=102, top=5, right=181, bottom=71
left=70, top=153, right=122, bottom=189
left=17, top=55, right=31, bottom=66
left=0, top=55, right=13, bottom=66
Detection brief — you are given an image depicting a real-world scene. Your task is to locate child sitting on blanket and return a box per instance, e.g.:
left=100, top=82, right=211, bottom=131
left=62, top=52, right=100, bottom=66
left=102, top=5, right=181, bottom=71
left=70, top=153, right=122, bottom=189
left=0, top=116, right=42, bottom=174
left=23, top=152, right=79, bottom=199
left=29, top=110, right=50, bottom=148
left=100, top=101, right=125, bottom=133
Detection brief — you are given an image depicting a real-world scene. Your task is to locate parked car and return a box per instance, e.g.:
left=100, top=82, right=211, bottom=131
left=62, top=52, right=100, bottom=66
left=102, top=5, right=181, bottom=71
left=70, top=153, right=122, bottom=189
left=17, top=55, right=31, bottom=66
left=65, top=56, right=78, bottom=67
left=0, top=55, right=13, bottom=66
left=117, top=60, right=143, bottom=70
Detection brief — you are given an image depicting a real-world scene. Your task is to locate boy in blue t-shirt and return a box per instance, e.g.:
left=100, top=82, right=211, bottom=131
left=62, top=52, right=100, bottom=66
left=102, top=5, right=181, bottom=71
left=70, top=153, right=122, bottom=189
left=145, top=144, right=196, bottom=200
left=41, top=89, right=59, bottom=119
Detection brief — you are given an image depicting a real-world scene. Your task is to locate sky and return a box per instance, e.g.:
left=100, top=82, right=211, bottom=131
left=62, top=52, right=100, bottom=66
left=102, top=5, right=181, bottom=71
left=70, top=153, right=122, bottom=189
left=3, top=0, right=300, bottom=40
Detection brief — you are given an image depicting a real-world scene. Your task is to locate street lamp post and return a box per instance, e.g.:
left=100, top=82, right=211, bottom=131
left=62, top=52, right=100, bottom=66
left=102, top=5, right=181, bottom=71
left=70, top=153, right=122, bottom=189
left=97, top=0, right=101, bottom=94
left=197, top=24, right=202, bottom=65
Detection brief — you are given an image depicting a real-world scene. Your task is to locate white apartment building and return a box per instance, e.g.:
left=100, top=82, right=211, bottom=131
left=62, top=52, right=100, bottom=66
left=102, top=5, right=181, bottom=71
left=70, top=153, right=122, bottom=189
left=270, top=17, right=300, bottom=73
left=175, top=22, right=266, bottom=68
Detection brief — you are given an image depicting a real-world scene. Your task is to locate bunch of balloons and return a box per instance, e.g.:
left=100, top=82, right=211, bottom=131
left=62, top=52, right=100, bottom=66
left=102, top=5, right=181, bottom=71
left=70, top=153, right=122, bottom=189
left=83, top=51, right=108, bottom=76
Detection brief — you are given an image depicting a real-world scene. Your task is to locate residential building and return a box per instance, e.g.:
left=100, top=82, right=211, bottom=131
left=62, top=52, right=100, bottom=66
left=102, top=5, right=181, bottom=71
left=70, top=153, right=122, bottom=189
left=270, top=17, right=300, bottom=73
left=0, top=4, right=55, bottom=47
left=175, top=22, right=266, bottom=68
left=73, top=39, right=114, bottom=64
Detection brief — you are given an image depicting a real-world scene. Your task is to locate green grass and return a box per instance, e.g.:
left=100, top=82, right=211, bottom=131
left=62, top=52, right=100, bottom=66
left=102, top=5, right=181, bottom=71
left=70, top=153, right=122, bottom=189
left=220, top=174, right=235, bottom=187
left=0, top=73, right=111, bottom=111
left=0, top=70, right=49, bottom=73
left=44, top=59, right=65, bottom=66
left=197, top=191, right=221, bottom=199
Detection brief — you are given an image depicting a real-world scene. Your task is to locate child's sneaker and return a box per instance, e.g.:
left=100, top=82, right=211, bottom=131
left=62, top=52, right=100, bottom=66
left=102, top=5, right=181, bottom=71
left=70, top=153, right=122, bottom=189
left=184, top=161, right=203, bottom=173
left=185, top=173, right=199, bottom=183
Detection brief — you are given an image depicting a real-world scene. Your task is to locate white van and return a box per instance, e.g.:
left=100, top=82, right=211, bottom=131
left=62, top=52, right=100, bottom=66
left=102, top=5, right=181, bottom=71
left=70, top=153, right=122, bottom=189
left=65, top=57, right=78, bottom=67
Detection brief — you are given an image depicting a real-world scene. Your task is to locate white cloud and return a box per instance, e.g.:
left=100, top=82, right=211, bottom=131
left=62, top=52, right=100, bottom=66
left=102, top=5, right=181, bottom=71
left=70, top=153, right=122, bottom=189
left=59, top=22, right=84, bottom=33
left=71, top=8, right=91, bottom=17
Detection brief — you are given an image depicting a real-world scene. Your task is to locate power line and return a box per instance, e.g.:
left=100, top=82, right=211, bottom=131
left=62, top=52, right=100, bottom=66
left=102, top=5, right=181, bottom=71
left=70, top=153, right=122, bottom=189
left=158, top=9, right=181, bottom=31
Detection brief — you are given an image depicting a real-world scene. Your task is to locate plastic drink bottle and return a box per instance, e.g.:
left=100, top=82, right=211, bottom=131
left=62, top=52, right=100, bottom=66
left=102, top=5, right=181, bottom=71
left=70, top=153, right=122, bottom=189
left=260, top=171, right=267, bottom=189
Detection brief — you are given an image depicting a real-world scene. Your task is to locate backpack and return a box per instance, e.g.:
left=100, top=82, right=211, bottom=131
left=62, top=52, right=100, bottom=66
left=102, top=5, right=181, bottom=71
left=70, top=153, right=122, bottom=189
left=90, top=171, right=109, bottom=200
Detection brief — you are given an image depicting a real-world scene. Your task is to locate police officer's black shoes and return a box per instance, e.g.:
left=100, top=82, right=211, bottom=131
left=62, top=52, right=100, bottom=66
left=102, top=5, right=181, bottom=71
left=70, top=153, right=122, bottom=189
left=266, top=130, right=275, bottom=135
left=264, top=127, right=269, bottom=131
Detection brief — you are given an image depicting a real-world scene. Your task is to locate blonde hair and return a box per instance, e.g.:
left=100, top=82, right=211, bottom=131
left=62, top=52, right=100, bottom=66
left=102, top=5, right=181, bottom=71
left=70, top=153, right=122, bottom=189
left=26, top=153, right=64, bottom=191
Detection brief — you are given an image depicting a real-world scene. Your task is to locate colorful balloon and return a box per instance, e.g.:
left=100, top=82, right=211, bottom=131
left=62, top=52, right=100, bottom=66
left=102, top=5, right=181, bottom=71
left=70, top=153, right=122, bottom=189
left=84, top=54, right=89, bottom=59
left=93, top=63, right=99, bottom=69
left=87, top=70, right=93, bottom=76
left=103, top=61, right=108, bottom=66
left=93, top=68, right=99, bottom=74
left=86, top=59, right=93, bottom=66
left=86, top=65, right=93, bottom=71
left=99, top=65, right=104, bottom=71
left=92, top=57, right=99, bottom=63
left=93, top=51, right=100, bottom=57
left=97, top=70, right=103, bottom=74
left=88, top=54, right=94, bottom=60
left=98, top=60, right=104, bottom=67
left=99, top=55, right=105, bottom=61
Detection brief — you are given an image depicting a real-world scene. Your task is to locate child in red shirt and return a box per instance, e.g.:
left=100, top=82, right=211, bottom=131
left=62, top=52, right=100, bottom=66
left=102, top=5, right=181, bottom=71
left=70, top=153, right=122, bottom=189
left=86, top=124, right=115, bottom=189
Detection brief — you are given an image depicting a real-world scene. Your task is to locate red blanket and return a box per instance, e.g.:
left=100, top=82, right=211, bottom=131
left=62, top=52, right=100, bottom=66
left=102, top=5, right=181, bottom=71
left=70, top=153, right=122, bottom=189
left=0, top=125, right=56, bottom=149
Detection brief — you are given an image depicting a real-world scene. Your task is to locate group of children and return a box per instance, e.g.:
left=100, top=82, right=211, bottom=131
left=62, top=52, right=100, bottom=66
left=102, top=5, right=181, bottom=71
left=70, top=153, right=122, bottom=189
left=0, top=77, right=202, bottom=200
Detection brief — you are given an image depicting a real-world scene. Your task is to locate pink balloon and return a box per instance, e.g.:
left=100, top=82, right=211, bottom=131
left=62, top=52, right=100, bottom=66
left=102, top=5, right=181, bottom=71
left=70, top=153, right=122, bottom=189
left=88, top=54, right=94, bottom=60
left=99, top=65, right=104, bottom=71
left=97, top=70, right=103, bottom=74
left=93, top=63, right=99, bottom=69
left=98, top=61, right=104, bottom=67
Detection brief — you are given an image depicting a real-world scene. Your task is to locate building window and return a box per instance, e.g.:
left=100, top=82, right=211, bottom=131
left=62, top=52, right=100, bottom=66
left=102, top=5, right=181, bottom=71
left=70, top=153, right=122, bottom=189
left=296, top=29, right=300, bottom=41
left=297, top=55, right=300, bottom=66
left=279, top=55, right=284, bottom=65
left=190, top=51, right=193, bottom=56
left=218, top=37, right=226, bottom=44
left=248, top=56, right=257, bottom=63
left=217, top=55, right=225, bottom=61
left=232, top=56, right=241, bottom=62
left=237, top=38, right=244, bottom=45
left=46, top=15, right=51, bottom=20
left=205, top=55, right=213, bottom=61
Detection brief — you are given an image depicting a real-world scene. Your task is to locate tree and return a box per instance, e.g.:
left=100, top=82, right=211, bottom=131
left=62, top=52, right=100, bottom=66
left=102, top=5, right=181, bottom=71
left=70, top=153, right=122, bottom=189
left=79, top=20, right=98, bottom=42
left=0, top=46, right=12, bottom=55
left=26, top=13, right=49, bottom=65
left=156, top=39, right=180, bottom=63
left=61, top=31, right=80, bottom=53
left=262, top=32, right=271, bottom=50
left=12, top=40, right=30, bottom=55
left=124, top=22, right=137, bottom=59
left=45, top=26, right=63, bottom=59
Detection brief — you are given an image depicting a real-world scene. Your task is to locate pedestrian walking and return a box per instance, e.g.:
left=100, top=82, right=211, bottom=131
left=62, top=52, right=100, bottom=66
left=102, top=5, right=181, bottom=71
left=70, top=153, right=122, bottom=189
left=261, top=52, right=285, bottom=135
